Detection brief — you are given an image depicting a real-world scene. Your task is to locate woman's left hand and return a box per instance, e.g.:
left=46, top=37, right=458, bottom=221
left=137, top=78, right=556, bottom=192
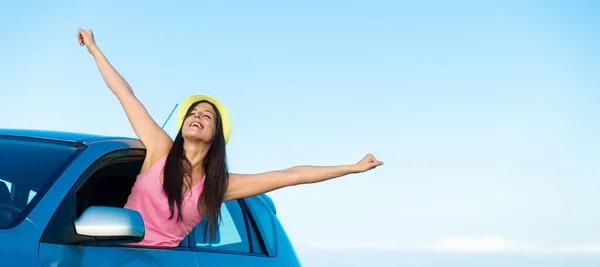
left=353, top=153, right=384, bottom=173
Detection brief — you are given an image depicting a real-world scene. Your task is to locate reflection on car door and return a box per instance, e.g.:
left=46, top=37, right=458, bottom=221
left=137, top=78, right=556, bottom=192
left=39, top=243, right=197, bottom=267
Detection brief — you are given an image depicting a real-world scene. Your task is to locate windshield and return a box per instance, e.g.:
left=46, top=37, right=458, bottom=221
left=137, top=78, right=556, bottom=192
left=0, top=135, right=84, bottom=228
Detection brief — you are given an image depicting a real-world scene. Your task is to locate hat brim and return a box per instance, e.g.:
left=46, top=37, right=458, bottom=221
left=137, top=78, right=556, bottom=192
left=176, top=94, right=231, bottom=145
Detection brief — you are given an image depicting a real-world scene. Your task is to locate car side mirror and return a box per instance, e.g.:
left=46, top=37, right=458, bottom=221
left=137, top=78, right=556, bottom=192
left=74, top=206, right=145, bottom=243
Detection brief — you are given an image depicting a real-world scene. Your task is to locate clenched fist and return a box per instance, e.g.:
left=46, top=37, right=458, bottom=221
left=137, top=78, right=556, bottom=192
left=353, top=153, right=384, bottom=173
left=77, top=28, right=97, bottom=53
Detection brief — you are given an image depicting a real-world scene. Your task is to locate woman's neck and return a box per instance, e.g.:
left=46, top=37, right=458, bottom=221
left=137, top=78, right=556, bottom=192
left=183, top=140, right=210, bottom=176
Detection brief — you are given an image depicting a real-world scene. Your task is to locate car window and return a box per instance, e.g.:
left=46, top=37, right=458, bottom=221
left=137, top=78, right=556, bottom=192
left=0, top=136, right=83, bottom=229
left=195, top=200, right=250, bottom=253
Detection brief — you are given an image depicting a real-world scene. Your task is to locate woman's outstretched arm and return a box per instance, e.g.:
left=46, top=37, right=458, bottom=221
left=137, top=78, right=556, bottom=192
left=224, top=154, right=383, bottom=201
left=77, top=28, right=172, bottom=162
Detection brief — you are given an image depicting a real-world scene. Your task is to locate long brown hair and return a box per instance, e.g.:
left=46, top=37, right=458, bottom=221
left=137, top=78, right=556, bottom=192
left=162, top=100, right=229, bottom=241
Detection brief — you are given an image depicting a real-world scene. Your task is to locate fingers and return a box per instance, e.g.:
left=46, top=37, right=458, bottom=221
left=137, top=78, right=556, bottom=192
left=370, top=160, right=383, bottom=167
left=76, top=27, right=92, bottom=38
left=366, top=153, right=378, bottom=162
left=77, top=28, right=85, bottom=46
left=76, top=27, right=94, bottom=47
left=77, top=27, right=91, bottom=35
left=365, top=153, right=383, bottom=167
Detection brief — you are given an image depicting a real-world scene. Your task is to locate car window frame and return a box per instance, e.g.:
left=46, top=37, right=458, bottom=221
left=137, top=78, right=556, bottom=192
left=244, top=196, right=279, bottom=257
left=188, top=198, right=270, bottom=257
left=240, top=198, right=269, bottom=255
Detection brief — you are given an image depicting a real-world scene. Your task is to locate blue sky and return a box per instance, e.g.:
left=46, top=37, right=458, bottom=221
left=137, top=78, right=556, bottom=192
left=1, top=0, right=600, bottom=266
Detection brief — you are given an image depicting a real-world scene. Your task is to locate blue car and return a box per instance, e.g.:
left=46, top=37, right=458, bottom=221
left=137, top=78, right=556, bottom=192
left=0, top=129, right=301, bottom=266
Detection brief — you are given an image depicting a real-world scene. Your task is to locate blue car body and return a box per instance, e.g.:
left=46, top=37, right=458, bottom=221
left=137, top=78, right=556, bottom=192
left=0, top=129, right=301, bottom=266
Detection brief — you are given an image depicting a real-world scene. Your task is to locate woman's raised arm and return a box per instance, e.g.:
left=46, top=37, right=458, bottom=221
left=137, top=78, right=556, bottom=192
left=77, top=28, right=172, bottom=161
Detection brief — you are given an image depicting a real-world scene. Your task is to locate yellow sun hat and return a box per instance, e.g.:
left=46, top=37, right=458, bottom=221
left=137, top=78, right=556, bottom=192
left=176, top=94, right=232, bottom=145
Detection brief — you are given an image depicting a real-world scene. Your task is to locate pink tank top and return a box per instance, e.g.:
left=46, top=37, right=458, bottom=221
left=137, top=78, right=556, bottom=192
left=124, top=154, right=205, bottom=247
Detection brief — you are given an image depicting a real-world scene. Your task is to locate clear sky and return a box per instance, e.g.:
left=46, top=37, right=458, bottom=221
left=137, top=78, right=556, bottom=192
left=1, top=0, right=599, bottom=266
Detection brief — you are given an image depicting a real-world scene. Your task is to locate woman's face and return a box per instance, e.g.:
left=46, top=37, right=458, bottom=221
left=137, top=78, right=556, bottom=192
left=181, top=102, right=217, bottom=143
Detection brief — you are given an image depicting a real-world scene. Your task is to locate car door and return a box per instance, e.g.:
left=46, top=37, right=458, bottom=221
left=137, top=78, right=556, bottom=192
left=37, top=148, right=199, bottom=267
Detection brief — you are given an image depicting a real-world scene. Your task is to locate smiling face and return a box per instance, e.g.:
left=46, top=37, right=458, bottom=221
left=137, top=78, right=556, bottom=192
left=181, top=101, right=219, bottom=143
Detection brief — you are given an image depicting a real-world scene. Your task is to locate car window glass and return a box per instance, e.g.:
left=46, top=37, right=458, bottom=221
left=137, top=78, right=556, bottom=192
left=0, top=179, right=11, bottom=193
left=0, top=136, right=82, bottom=229
left=0, top=178, right=12, bottom=203
left=28, top=190, right=37, bottom=203
left=0, top=179, right=38, bottom=204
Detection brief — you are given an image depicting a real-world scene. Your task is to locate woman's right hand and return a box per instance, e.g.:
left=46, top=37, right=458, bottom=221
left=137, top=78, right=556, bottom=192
left=77, top=28, right=97, bottom=53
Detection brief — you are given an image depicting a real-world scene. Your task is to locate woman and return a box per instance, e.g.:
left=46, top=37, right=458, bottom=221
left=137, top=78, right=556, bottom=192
left=76, top=28, right=383, bottom=248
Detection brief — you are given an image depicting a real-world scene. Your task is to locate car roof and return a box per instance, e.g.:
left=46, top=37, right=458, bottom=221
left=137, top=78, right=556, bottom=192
left=0, top=128, right=137, bottom=143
